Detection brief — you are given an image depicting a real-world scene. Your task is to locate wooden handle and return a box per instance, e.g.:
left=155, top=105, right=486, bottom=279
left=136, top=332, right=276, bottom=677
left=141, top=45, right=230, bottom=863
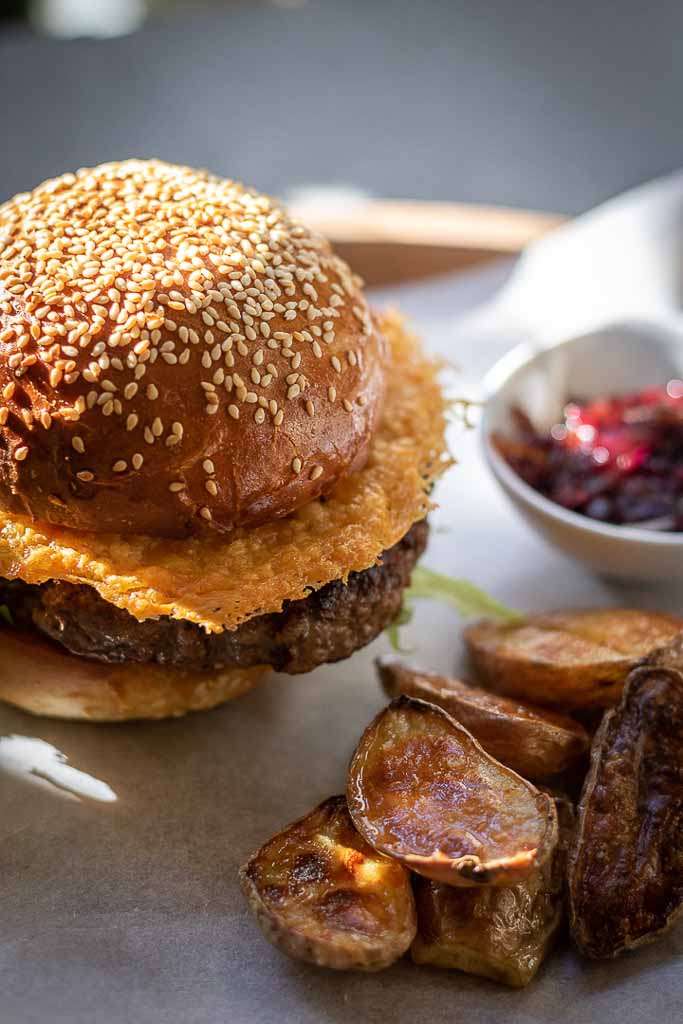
left=289, top=198, right=564, bottom=286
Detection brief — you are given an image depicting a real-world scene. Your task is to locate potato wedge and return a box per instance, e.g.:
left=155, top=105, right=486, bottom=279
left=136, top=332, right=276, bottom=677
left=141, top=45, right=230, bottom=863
left=239, top=795, right=416, bottom=970
left=377, top=657, right=590, bottom=780
left=464, top=608, right=683, bottom=709
left=411, top=797, right=575, bottom=987
left=568, top=636, right=683, bottom=959
left=347, top=696, right=558, bottom=887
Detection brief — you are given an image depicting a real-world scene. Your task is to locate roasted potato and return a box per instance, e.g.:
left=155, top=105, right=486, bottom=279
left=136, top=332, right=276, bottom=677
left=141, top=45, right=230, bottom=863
left=377, top=657, right=589, bottom=780
left=464, top=608, right=683, bottom=709
left=568, top=635, right=683, bottom=959
left=239, top=795, right=417, bottom=970
left=411, top=798, right=575, bottom=987
left=347, top=696, right=558, bottom=887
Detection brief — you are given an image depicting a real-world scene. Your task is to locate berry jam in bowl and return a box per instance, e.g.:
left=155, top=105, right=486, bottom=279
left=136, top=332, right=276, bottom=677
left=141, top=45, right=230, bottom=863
left=482, top=319, right=683, bottom=582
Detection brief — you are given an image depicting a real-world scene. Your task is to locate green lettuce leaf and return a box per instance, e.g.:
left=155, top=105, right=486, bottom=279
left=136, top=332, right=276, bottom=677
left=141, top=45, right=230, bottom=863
left=0, top=604, right=13, bottom=626
left=386, top=599, right=416, bottom=653
left=386, top=567, right=521, bottom=649
left=407, top=567, right=522, bottom=622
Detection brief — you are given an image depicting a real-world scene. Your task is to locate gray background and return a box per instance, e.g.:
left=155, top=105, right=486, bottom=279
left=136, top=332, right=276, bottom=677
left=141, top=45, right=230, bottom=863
left=0, top=0, right=682, bottom=212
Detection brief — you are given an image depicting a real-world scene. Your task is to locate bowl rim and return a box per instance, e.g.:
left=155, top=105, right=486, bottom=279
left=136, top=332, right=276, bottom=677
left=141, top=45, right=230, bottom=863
left=481, top=333, right=683, bottom=549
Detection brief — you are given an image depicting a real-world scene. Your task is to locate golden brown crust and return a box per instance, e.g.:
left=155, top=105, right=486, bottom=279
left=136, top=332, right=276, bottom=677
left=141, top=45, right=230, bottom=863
left=0, top=312, right=450, bottom=632
left=0, top=627, right=266, bottom=721
left=376, top=657, right=590, bottom=780
left=347, top=696, right=559, bottom=888
left=0, top=160, right=386, bottom=537
left=240, top=796, right=416, bottom=971
left=464, top=608, right=683, bottom=709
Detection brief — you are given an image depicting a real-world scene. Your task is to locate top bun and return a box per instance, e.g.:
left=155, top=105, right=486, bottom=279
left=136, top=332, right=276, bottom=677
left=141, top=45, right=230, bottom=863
left=0, top=160, right=387, bottom=537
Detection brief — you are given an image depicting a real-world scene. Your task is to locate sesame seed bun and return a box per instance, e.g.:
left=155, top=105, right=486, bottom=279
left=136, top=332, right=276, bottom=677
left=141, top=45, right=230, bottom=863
left=0, top=160, right=386, bottom=537
left=0, top=627, right=267, bottom=721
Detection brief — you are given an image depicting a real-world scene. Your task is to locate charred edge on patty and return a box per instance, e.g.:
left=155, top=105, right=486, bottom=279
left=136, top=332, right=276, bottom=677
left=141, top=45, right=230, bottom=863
left=0, top=520, right=428, bottom=675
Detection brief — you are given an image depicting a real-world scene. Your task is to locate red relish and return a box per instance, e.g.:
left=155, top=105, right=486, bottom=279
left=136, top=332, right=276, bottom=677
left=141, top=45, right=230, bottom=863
left=493, top=381, right=683, bottom=531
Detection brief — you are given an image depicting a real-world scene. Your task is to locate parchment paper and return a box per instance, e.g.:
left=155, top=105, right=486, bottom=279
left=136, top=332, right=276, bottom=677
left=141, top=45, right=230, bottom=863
left=1, top=262, right=681, bottom=1024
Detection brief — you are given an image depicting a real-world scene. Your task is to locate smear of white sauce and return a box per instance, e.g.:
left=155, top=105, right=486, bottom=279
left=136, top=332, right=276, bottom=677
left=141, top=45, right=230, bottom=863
left=0, top=735, right=117, bottom=803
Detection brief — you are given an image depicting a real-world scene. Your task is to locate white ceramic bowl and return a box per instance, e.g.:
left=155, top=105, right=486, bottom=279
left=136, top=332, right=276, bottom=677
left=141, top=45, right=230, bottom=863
left=481, top=318, right=683, bottom=582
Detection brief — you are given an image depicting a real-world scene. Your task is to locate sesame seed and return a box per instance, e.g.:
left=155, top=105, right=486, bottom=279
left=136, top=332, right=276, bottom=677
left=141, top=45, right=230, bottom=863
left=112, top=460, right=127, bottom=473
left=343, top=398, right=353, bottom=412
left=310, top=465, right=323, bottom=481
left=14, top=446, right=29, bottom=461
left=169, top=481, right=185, bottom=493
left=328, top=386, right=337, bottom=402
left=205, top=479, right=218, bottom=496
left=3, top=383, right=16, bottom=400
left=72, top=436, right=85, bottom=454
left=0, top=160, right=370, bottom=472
left=199, top=506, right=212, bottom=521
left=292, top=457, right=302, bottom=473
left=77, top=471, right=94, bottom=482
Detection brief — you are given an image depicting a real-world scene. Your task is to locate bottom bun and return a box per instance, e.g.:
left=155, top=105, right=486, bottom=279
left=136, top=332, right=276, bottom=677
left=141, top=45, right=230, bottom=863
left=0, top=628, right=268, bottom=722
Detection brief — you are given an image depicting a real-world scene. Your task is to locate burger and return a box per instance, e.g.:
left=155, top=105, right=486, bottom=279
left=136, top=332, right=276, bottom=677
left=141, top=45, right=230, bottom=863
left=0, top=160, right=449, bottom=721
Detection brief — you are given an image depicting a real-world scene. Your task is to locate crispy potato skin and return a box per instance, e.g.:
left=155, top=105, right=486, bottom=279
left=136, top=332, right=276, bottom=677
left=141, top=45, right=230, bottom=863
left=376, top=657, right=589, bottom=780
left=347, top=696, right=558, bottom=887
left=464, top=609, right=683, bottom=710
left=411, top=797, right=574, bottom=987
left=568, top=638, right=683, bottom=959
left=239, top=796, right=416, bottom=971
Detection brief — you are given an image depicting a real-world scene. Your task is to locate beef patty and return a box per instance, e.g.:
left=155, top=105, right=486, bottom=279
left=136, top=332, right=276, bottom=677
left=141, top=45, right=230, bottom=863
left=0, top=520, right=427, bottom=675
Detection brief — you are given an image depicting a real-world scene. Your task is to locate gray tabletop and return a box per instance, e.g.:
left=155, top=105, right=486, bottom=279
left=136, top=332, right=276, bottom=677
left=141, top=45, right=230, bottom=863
left=1, top=0, right=682, bottom=214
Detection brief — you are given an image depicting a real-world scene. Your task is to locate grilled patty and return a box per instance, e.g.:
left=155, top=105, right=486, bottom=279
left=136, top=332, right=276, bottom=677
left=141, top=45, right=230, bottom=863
left=0, top=520, right=427, bottom=674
